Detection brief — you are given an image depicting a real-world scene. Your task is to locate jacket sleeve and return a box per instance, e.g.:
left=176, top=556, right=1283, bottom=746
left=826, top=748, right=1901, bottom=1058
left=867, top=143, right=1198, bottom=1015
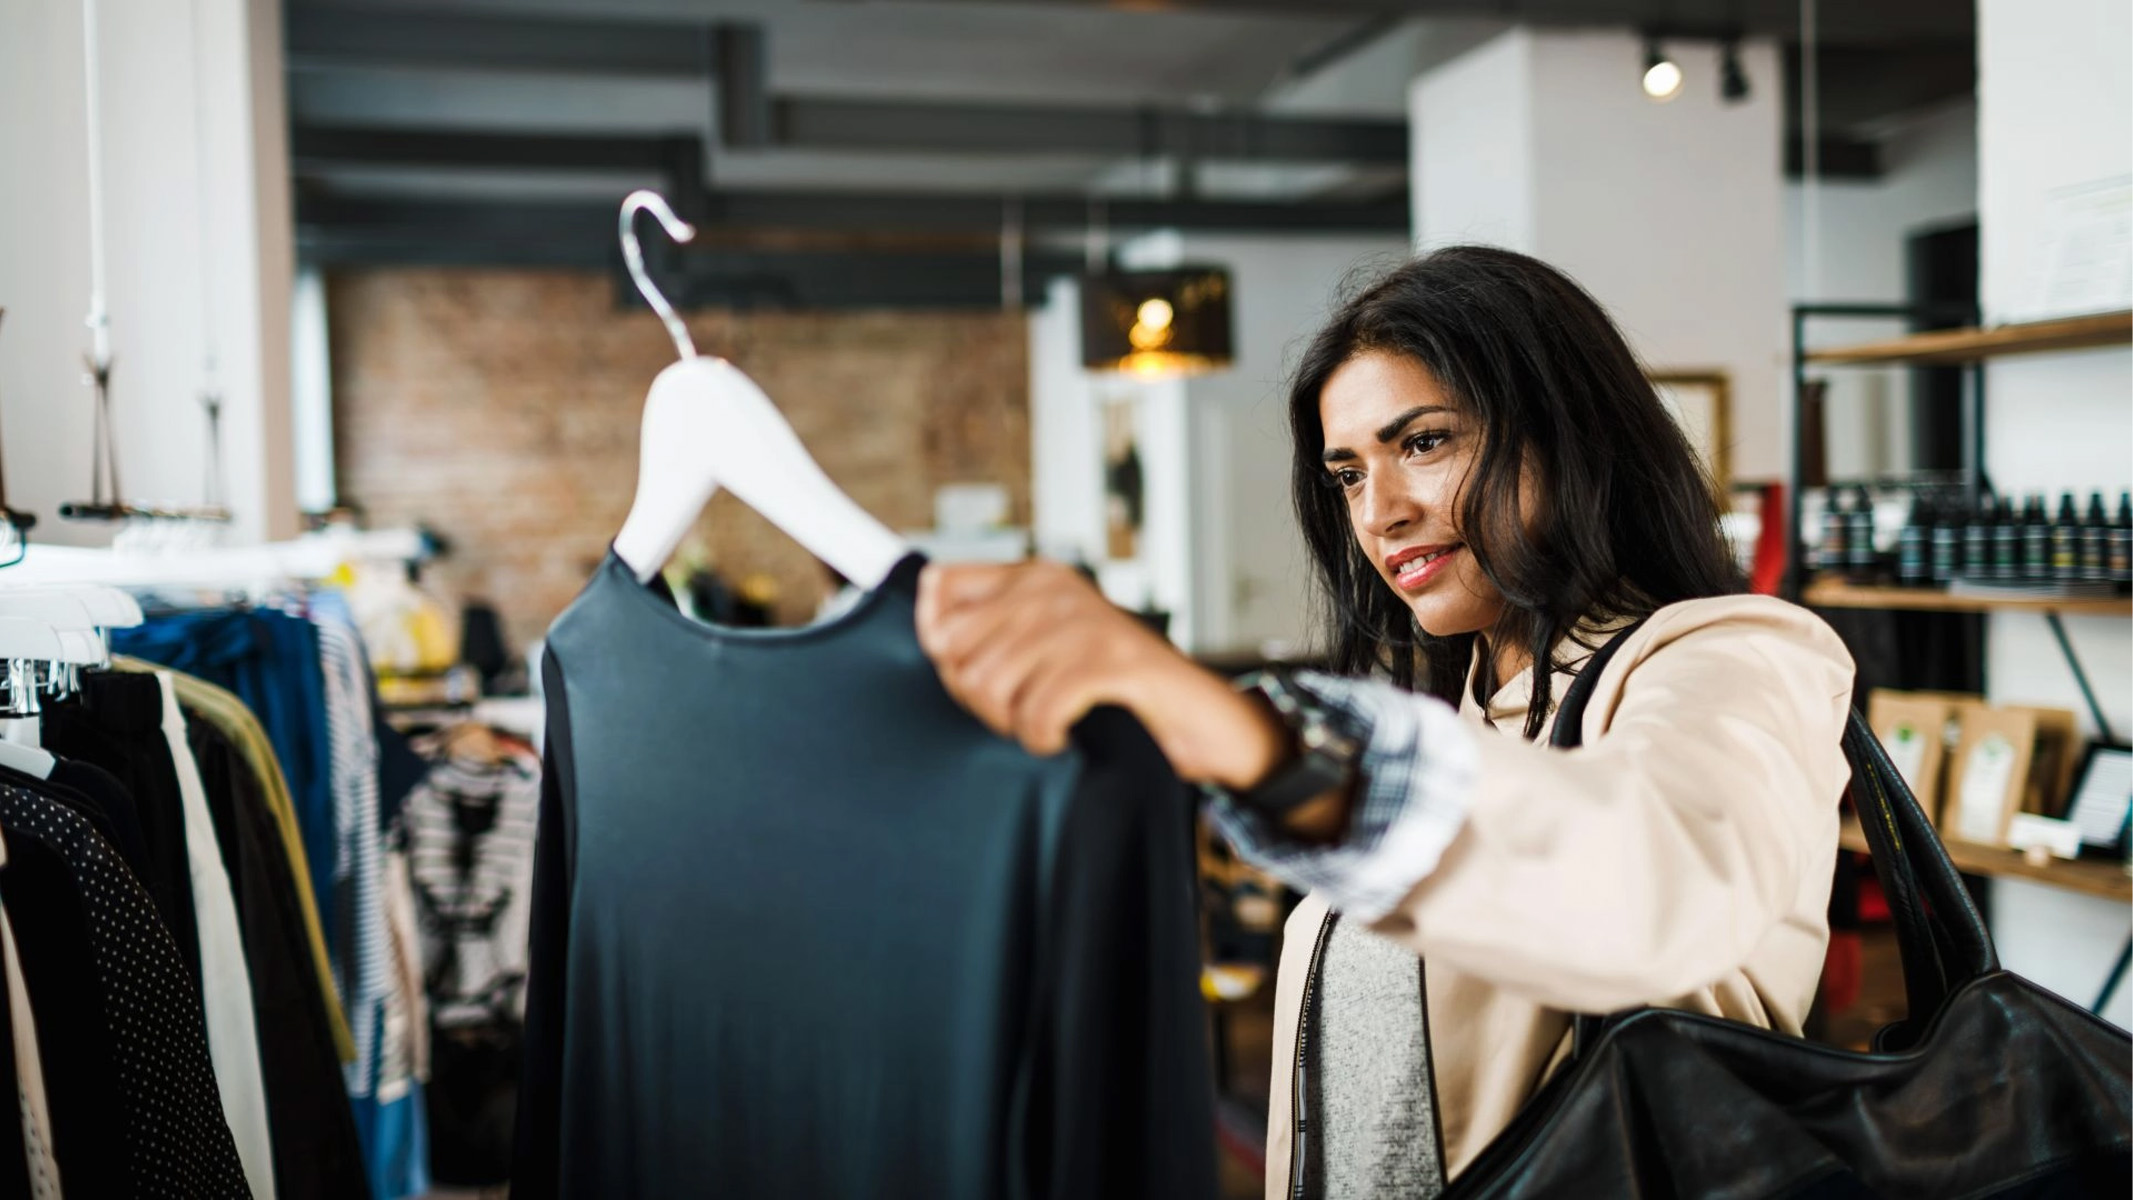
left=1365, top=598, right=1856, bottom=1013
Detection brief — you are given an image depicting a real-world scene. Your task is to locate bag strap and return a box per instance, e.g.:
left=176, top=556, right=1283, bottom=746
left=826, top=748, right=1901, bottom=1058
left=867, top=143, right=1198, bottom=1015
left=1546, top=610, right=1998, bottom=1061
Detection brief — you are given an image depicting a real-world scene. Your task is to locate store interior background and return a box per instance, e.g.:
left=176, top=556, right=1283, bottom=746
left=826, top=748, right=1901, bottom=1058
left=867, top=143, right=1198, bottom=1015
left=1, top=0, right=2127, bottom=1161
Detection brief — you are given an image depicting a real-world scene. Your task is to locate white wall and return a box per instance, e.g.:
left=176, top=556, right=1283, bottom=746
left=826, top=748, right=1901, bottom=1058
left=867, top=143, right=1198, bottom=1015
left=1975, top=0, right=2133, bottom=1032
left=1411, top=30, right=1788, bottom=482
left=1785, top=101, right=1979, bottom=306
left=1786, top=101, right=1980, bottom=482
left=1178, top=235, right=1410, bottom=654
left=0, top=0, right=296, bottom=545
left=1027, top=234, right=1406, bottom=656
left=1410, top=30, right=1536, bottom=253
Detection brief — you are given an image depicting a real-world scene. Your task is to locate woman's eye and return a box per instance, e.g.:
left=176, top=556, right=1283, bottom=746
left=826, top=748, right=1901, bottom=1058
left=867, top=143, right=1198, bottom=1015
left=1327, top=468, right=1363, bottom=490
left=1404, top=431, right=1449, bottom=457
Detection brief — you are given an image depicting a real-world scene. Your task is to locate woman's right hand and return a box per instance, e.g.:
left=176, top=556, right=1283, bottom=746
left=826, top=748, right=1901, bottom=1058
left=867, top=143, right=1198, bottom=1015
left=915, top=560, right=1290, bottom=791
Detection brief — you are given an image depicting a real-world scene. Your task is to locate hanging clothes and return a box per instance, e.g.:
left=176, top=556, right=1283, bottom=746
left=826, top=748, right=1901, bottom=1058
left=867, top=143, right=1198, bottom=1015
left=0, top=782, right=251, bottom=1197
left=155, top=671, right=277, bottom=1200
left=315, top=619, right=390, bottom=1085
left=2, top=833, right=60, bottom=1200
left=0, top=788, right=125, bottom=1199
left=115, top=608, right=340, bottom=946
left=123, top=656, right=355, bottom=1061
left=513, top=554, right=1217, bottom=1200
left=185, top=703, right=372, bottom=1200
left=41, top=671, right=204, bottom=996
left=404, top=745, right=539, bottom=1027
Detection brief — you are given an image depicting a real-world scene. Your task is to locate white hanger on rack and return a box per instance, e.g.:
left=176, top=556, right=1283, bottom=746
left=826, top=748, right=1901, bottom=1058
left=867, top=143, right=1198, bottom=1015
left=0, top=618, right=62, bottom=778
left=608, top=190, right=908, bottom=589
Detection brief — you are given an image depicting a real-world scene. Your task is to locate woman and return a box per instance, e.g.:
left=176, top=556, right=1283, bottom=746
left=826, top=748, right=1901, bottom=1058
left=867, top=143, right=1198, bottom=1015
left=916, top=246, right=1855, bottom=1198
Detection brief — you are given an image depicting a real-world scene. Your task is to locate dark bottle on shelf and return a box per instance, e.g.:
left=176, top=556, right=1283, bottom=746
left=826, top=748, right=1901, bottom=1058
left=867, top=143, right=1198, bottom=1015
left=1896, top=496, right=1932, bottom=587
left=2113, top=492, right=2133, bottom=591
left=1817, top=487, right=1849, bottom=574
left=2049, top=492, right=2082, bottom=583
left=1962, top=491, right=1997, bottom=581
left=1845, top=485, right=1878, bottom=581
left=2021, top=493, right=2052, bottom=583
left=1930, top=497, right=1962, bottom=584
left=2081, top=491, right=2110, bottom=582
left=1992, top=495, right=2022, bottom=581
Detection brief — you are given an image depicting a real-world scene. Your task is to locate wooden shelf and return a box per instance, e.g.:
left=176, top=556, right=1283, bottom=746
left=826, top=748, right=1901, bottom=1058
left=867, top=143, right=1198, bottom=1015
left=1804, top=310, right=2132, bottom=366
left=1840, top=818, right=2131, bottom=903
left=1803, top=578, right=2133, bottom=618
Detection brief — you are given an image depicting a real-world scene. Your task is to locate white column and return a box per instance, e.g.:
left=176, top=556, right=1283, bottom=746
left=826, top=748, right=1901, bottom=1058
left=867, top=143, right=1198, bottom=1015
left=1975, top=0, right=2133, bottom=1031
left=1410, top=29, right=1787, bottom=482
left=0, top=0, right=298, bottom=545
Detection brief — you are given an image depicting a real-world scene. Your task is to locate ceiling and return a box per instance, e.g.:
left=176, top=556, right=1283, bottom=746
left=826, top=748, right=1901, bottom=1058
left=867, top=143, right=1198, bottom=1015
left=286, top=0, right=1977, bottom=306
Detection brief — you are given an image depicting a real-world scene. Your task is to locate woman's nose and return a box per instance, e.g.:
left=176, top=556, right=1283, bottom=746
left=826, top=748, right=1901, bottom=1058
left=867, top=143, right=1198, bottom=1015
left=1359, top=475, right=1423, bottom=538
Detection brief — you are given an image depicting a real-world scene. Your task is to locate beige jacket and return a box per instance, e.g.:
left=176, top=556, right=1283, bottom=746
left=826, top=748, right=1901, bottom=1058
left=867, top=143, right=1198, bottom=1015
left=1262, top=595, right=1856, bottom=1195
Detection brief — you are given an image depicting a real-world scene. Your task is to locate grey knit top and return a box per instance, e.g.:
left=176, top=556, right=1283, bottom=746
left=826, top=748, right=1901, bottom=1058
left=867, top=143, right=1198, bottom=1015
left=1304, top=917, right=1447, bottom=1199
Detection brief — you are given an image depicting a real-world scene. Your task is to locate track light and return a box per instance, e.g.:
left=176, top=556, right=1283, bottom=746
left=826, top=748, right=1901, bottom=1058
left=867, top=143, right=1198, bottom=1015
left=1720, top=40, right=1750, bottom=102
left=1642, top=38, right=1683, bottom=102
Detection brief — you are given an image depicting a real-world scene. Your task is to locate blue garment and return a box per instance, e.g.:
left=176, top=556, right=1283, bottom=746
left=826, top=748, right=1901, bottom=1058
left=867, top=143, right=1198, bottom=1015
left=115, top=608, right=340, bottom=948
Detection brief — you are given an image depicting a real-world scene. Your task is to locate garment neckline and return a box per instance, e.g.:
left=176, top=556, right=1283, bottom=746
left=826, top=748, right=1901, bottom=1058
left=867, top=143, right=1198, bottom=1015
left=1468, top=612, right=1640, bottom=727
left=596, top=548, right=928, bottom=648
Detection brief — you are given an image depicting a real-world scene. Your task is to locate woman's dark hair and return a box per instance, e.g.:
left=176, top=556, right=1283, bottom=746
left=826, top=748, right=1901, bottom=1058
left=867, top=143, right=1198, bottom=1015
left=1289, top=245, right=1742, bottom=739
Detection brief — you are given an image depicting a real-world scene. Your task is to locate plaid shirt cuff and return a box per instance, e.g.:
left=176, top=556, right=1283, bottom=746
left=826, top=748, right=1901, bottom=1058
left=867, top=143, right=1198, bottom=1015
left=1204, top=671, right=1479, bottom=923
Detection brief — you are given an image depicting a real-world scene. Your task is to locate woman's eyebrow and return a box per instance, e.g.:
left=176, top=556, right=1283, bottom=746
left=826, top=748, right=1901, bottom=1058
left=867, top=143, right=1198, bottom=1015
left=1373, top=404, right=1450, bottom=444
left=1323, top=404, right=1454, bottom=465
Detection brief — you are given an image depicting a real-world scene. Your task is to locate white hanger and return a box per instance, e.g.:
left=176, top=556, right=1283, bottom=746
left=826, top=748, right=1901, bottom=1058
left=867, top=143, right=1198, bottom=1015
left=0, top=618, right=59, bottom=775
left=0, top=592, right=97, bottom=634
left=608, top=190, right=908, bottom=589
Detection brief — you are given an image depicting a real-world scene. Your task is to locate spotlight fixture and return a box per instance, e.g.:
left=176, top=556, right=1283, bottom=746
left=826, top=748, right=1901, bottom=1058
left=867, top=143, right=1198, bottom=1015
left=1720, top=39, right=1750, bottom=102
left=1079, top=267, right=1234, bottom=377
left=1642, top=38, right=1683, bottom=102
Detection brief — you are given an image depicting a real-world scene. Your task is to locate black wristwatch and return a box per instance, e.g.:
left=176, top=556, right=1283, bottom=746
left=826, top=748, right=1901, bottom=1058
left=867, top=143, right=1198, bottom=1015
left=1207, top=671, right=1362, bottom=818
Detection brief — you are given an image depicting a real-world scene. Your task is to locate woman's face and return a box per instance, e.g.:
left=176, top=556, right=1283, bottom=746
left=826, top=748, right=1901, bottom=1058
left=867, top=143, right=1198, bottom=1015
left=1318, top=350, right=1508, bottom=638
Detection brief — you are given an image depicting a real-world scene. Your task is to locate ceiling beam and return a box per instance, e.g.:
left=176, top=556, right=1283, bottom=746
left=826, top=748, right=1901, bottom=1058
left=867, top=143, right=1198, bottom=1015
left=293, top=194, right=1098, bottom=309
left=295, top=190, right=1411, bottom=246
left=868, top=0, right=1971, bottom=44
left=771, top=98, right=1405, bottom=164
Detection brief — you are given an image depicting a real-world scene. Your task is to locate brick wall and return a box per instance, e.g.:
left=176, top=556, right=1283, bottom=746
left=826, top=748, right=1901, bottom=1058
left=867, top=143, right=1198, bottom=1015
left=329, top=267, right=1031, bottom=652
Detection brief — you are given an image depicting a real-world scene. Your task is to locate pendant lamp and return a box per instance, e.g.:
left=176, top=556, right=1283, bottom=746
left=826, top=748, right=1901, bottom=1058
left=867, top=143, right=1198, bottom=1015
left=1080, top=267, right=1234, bottom=377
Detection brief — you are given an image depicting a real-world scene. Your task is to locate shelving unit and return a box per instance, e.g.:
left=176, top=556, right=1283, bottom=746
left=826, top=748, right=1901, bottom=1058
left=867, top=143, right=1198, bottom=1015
left=1802, top=578, right=2132, bottom=618
left=1804, top=310, right=2132, bottom=367
left=1838, top=818, right=2130, bottom=904
left=1790, top=303, right=2133, bottom=743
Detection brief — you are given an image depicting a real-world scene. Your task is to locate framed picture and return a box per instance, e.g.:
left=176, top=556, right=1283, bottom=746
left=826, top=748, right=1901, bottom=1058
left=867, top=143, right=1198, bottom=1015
left=2066, top=742, right=2133, bottom=850
left=1100, top=392, right=1144, bottom=561
left=1648, top=372, right=1733, bottom=493
left=1943, top=705, right=2037, bottom=847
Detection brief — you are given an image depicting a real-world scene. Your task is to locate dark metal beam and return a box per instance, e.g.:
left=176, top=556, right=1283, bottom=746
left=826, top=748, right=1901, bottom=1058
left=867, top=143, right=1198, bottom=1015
left=864, top=0, right=1972, bottom=44
left=1784, top=136, right=1881, bottom=181
left=290, top=193, right=1094, bottom=308
left=295, top=191, right=1410, bottom=245
left=771, top=98, right=1406, bottom=164
left=291, top=126, right=682, bottom=173
left=714, top=25, right=771, bottom=149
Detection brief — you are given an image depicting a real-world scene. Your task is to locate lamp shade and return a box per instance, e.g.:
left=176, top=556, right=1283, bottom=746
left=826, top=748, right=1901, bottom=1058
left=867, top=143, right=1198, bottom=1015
left=1079, top=267, right=1234, bottom=376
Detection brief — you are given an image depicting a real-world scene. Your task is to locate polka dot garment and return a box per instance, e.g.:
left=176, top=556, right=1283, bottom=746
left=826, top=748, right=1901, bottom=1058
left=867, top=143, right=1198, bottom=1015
left=0, top=784, right=252, bottom=1198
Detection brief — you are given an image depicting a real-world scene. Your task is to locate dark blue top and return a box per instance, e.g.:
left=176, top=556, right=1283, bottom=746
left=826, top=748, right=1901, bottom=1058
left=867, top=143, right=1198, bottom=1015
left=513, top=552, right=1216, bottom=1199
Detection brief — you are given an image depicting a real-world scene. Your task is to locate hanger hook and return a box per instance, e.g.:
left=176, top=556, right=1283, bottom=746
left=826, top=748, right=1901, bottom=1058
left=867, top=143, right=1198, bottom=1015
left=619, top=190, right=697, bottom=360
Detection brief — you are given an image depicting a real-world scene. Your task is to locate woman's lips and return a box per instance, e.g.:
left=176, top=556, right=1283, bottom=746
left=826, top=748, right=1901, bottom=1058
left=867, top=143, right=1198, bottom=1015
left=1391, top=545, right=1460, bottom=591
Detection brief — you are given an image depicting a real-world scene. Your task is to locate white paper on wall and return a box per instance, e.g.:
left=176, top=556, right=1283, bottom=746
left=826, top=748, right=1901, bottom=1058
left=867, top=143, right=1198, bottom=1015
left=2017, top=176, right=2133, bottom=321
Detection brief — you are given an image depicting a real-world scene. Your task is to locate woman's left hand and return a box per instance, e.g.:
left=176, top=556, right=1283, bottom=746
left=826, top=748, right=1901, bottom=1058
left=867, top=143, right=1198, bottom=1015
left=916, top=560, right=1285, bottom=788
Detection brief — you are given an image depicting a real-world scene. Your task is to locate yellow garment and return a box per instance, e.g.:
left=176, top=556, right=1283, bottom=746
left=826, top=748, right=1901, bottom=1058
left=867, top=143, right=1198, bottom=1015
left=112, top=657, right=357, bottom=1062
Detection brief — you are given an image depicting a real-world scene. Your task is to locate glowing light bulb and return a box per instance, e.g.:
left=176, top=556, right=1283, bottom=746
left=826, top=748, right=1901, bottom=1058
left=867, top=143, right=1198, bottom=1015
left=1642, top=57, right=1682, bottom=101
left=1136, top=298, right=1174, bottom=332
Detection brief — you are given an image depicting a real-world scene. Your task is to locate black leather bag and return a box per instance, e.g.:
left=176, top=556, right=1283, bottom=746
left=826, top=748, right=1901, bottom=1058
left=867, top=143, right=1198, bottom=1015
left=1446, top=622, right=2133, bottom=1199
